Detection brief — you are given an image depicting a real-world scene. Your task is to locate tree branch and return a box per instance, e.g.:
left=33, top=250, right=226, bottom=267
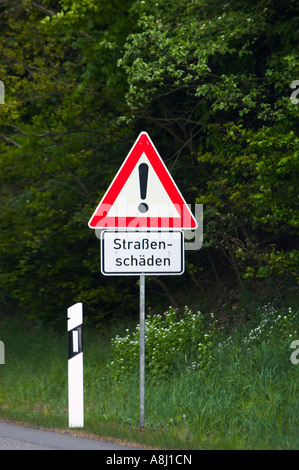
left=30, top=2, right=56, bottom=17
left=0, top=133, right=23, bottom=147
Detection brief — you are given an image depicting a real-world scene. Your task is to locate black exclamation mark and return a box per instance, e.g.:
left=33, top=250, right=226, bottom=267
left=138, top=163, right=149, bottom=213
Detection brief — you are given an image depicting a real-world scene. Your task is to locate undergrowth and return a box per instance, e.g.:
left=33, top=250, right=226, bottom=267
left=0, top=301, right=298, bottom=449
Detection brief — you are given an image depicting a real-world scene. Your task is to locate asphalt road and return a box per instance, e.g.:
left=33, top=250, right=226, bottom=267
left=0, top=421, right=140, bottom=450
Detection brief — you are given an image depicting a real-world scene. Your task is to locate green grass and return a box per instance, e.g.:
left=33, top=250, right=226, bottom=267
left=0, top=304, right=298, bottom=449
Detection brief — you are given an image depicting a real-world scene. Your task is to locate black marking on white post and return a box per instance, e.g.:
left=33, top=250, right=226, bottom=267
left=68, top=302, right=84, bottom=428
left=68, top=325, right=83, bottom=359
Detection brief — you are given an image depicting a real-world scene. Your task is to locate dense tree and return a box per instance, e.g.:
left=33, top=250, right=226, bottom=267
left=0, top=0, right=298, bottom=325
left=118, top=0, right=299, bottom=281
left=0, top=0, right=140, bottom=324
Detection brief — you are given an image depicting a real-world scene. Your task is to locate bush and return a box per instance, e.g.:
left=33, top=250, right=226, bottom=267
left=218, top=304, right=298, bottom=351
left=107, top=306, right=215, bottom=380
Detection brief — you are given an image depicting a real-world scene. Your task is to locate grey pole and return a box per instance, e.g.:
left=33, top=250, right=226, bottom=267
left=139, top=274, right=145, bottom=430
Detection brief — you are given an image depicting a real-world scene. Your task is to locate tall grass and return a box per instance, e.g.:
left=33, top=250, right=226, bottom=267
left=0, top=304, right=298, bottom=449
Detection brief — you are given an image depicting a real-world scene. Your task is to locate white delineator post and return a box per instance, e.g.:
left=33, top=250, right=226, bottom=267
left=68, top=302, right=84, bottom=428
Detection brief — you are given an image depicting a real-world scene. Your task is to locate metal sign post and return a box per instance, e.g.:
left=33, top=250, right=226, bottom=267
left=139, top=274, right=145, bottom=430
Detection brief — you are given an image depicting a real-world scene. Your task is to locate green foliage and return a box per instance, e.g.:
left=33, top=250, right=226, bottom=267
left=0, top=303, right=298, bottom=449
left=219, top=304, right=298, bottom=353
left=245, top=305, right=298, bottom=346
left=0, top=0, right=140, bottom=323
left=0, top=0, right=298, bottom=325
left=118, top=0, right=299, bottom=282
left=108, top=306, right=215, bottom=380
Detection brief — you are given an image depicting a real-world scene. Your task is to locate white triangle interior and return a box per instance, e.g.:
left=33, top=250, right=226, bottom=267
left=107, top=153, right=181, bottom=218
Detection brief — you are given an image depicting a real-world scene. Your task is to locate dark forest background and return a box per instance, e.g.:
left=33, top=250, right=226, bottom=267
left=0, top=0, right=298, bottom=328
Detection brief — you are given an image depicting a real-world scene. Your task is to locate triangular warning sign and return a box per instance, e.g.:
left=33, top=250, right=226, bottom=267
left=88, top=132, right=197, bottom=229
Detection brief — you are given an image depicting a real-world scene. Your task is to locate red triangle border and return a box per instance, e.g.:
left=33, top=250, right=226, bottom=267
left=88, top=132, right=197, bottom=229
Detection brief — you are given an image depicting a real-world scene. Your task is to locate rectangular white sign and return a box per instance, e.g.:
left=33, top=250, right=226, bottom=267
left=101, top=230, right=184, bottom=275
